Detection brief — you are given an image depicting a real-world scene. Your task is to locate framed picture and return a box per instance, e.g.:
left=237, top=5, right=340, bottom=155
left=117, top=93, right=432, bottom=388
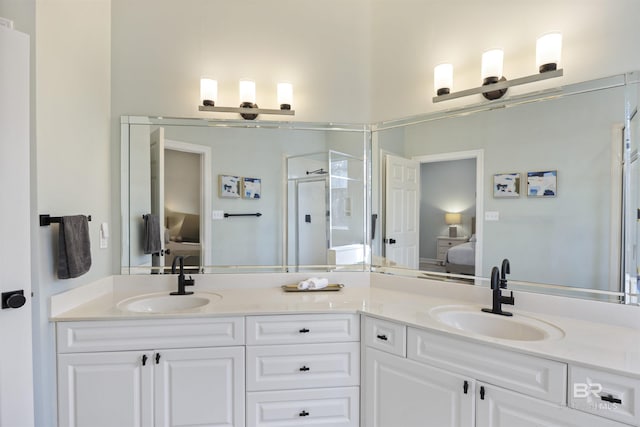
left=493, top=173, right=520, bottom=198
left=242, top=177, right=261, bottom=199
left=219, top=175, right=240, bottom=198
left=527, top=170, right=557, bottom=197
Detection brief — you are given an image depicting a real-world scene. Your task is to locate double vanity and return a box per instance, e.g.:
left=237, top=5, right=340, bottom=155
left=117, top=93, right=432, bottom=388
left=50, top=273, right=640, bottom=427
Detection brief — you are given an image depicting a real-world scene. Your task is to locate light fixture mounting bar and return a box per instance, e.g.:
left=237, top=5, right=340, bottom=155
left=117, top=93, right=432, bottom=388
left=198, top=106, right=295, bottom=116
left=433, top=68, right=563, bottom=103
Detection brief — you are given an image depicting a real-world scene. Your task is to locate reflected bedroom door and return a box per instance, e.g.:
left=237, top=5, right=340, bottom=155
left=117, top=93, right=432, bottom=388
left=385, top=154, right=420, bottom=269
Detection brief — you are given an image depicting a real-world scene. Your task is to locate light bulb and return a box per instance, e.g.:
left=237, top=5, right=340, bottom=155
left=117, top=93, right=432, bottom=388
left=200, top=78, right=217, bottom=106
left=239, top=80, right=256, bottom=105
left=481, top=49, right=504, bottom=85
left=277, top=83, right=293, bottom=110
left=536, top=32, right=562, bottom=73
left=434, top=63, right=453, bottom=96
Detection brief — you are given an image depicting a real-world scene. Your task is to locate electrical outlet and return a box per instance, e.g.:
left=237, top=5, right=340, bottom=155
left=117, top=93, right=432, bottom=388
left=212, top=210, right=224, bottom=220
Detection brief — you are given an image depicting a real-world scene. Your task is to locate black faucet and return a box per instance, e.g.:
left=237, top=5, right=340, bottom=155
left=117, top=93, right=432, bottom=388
left=482, top=266, right=514, bottom=316
left=170, top=256, right=194, bottom=296
left=500, top=258, right=510, bottom=288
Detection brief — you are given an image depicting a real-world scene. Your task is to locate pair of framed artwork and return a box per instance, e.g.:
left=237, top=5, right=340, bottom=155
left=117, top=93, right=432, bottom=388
left=493, top=170, right=557, bottom=198
left=219, top=175, right=261, bottom=199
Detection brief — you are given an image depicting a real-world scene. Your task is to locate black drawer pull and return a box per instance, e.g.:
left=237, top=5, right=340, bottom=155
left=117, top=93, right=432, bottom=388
left=299, top=328, right=310, bottom=333
left=142, top=354, right=148, bottom=366
left=299, top=366, right=310, bottom=372
left=376, top=334, right=388, bottom=341
left=155, top=353, right=161, bottom=364
left=601, top=394, right=622, bottom=404
left=463, top=380, right=469, bottom=394
left=480, top=386, right=485, bottom=400
left=299, top=410, right=309, bottom=417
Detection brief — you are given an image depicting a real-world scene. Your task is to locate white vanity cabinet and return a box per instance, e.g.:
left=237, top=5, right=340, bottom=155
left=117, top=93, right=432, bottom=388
left=245, top=314, right=360, bottom=427
left=56, top=317, right=245, bottom=427
left=362, top=315, right=631, bottom=427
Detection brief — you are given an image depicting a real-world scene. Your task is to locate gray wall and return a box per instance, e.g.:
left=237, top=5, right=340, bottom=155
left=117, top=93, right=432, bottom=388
left=400, top=85, right=625, bottom=290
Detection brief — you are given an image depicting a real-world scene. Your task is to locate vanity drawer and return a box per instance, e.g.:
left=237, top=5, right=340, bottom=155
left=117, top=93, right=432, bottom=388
left=407, top=327, right=567, bottom=404
left=364, top=316, right=407, bottom=357
left=246, top=387, right=359, bottom=427
left=56, top=317, right=245, bottom=353
left=246, top=314, right=359, bottom=345
left=569, top=365, right=640, bottom=426
left=246, top=342, right=360, bottom=391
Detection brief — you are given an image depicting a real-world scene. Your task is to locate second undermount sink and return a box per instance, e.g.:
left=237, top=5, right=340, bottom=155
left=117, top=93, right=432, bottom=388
left=430, top=305, right=564, bottom=342
left=117, top=292, right=222, bottom=313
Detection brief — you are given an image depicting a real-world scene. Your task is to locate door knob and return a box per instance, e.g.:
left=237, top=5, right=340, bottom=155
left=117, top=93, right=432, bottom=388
left=2, top=290, right=26, bottom=309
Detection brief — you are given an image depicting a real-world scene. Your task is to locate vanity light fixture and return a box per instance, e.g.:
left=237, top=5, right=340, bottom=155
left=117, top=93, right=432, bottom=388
left=445, top=212, right=462, bottom=238
left=198, top=79, right=295, bottom=120
left=433, top=33, right=563, bottom=103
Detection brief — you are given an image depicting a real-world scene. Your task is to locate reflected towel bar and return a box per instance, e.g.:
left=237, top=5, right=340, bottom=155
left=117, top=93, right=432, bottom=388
left=224, top=213, right=262, bottom=218
left=40, top=214, right=92, bottom=226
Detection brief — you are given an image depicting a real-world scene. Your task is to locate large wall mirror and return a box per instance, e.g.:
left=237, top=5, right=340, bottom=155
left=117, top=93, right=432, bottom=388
left=371, top=72, right=639, bottom=304
left=121, top=118, right=370, bottom=274
left=121, top=72, right=639, bottom=305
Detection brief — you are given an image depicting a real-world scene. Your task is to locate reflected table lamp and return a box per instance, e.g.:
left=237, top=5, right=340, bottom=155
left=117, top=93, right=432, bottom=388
left=445, top=213, right=462, bottom=238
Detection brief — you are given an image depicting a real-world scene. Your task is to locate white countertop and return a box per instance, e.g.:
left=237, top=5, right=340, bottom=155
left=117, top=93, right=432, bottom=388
left=50, top=274, right=640, bottom=379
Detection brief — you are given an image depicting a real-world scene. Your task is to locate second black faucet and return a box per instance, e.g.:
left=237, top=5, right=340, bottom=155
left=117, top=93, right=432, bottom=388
left=170, top=256, right=195, bottom=296
left=482, top=259, right=514, bottom=316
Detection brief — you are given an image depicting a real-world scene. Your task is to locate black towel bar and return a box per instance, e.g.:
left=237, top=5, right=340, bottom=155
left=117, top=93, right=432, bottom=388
left=224, top=213, right=262, bottom=218
left=40, top=214, right=92, bottom=227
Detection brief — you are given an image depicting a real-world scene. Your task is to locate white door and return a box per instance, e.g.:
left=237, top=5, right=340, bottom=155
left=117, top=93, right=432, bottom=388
left=57, top=351, right=154, bottom=427
left=0, top=25, right=34, bottom=427
left=297, top=179, right=328, bottom=265
left=384, top=154, right=420, bottom=269
left=150, top=128, right=165, bottom=271
left=154, top=347, right=245, bottom=427
left=476, top=382, right=627, bottom=427
left=364, top=348, right=474, bottom=427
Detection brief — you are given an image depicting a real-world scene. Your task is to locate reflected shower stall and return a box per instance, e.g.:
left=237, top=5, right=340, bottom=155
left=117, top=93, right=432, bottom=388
left=287, top=150, right=365, bottom=270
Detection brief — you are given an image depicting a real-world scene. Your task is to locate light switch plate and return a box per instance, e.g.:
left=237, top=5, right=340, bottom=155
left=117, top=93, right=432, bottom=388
left=485, top=211, right=500, bottom=221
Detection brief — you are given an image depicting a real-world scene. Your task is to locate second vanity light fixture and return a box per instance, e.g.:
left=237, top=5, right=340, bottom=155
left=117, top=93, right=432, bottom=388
left=198, top=79, right=295, bottom=120
left=433, top=32, right=563, bottom=103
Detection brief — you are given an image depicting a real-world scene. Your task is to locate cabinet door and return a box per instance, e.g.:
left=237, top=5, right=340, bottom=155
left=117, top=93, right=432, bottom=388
left=476, top=382, right=629, bottom=427
left=364, top=347, right=473, bottom=427
left=154, top=347, right=245, bottom=427
left=58, top=351, right=153, bottom=427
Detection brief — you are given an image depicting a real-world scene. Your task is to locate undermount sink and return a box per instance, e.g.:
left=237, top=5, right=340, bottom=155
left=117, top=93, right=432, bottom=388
left=117, top=292, right=222, bottom=313
left=429, top=305, right=564, bottom=342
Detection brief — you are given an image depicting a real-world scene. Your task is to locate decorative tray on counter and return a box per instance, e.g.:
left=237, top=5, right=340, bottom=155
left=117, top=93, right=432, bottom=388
left=281, top=284, right=344, bottom=292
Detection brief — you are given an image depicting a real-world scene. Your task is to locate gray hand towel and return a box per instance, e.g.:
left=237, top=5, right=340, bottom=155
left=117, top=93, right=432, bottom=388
left=57, top=215, right=92, bottom=279
left=143, top=213, right=162, bottom=255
